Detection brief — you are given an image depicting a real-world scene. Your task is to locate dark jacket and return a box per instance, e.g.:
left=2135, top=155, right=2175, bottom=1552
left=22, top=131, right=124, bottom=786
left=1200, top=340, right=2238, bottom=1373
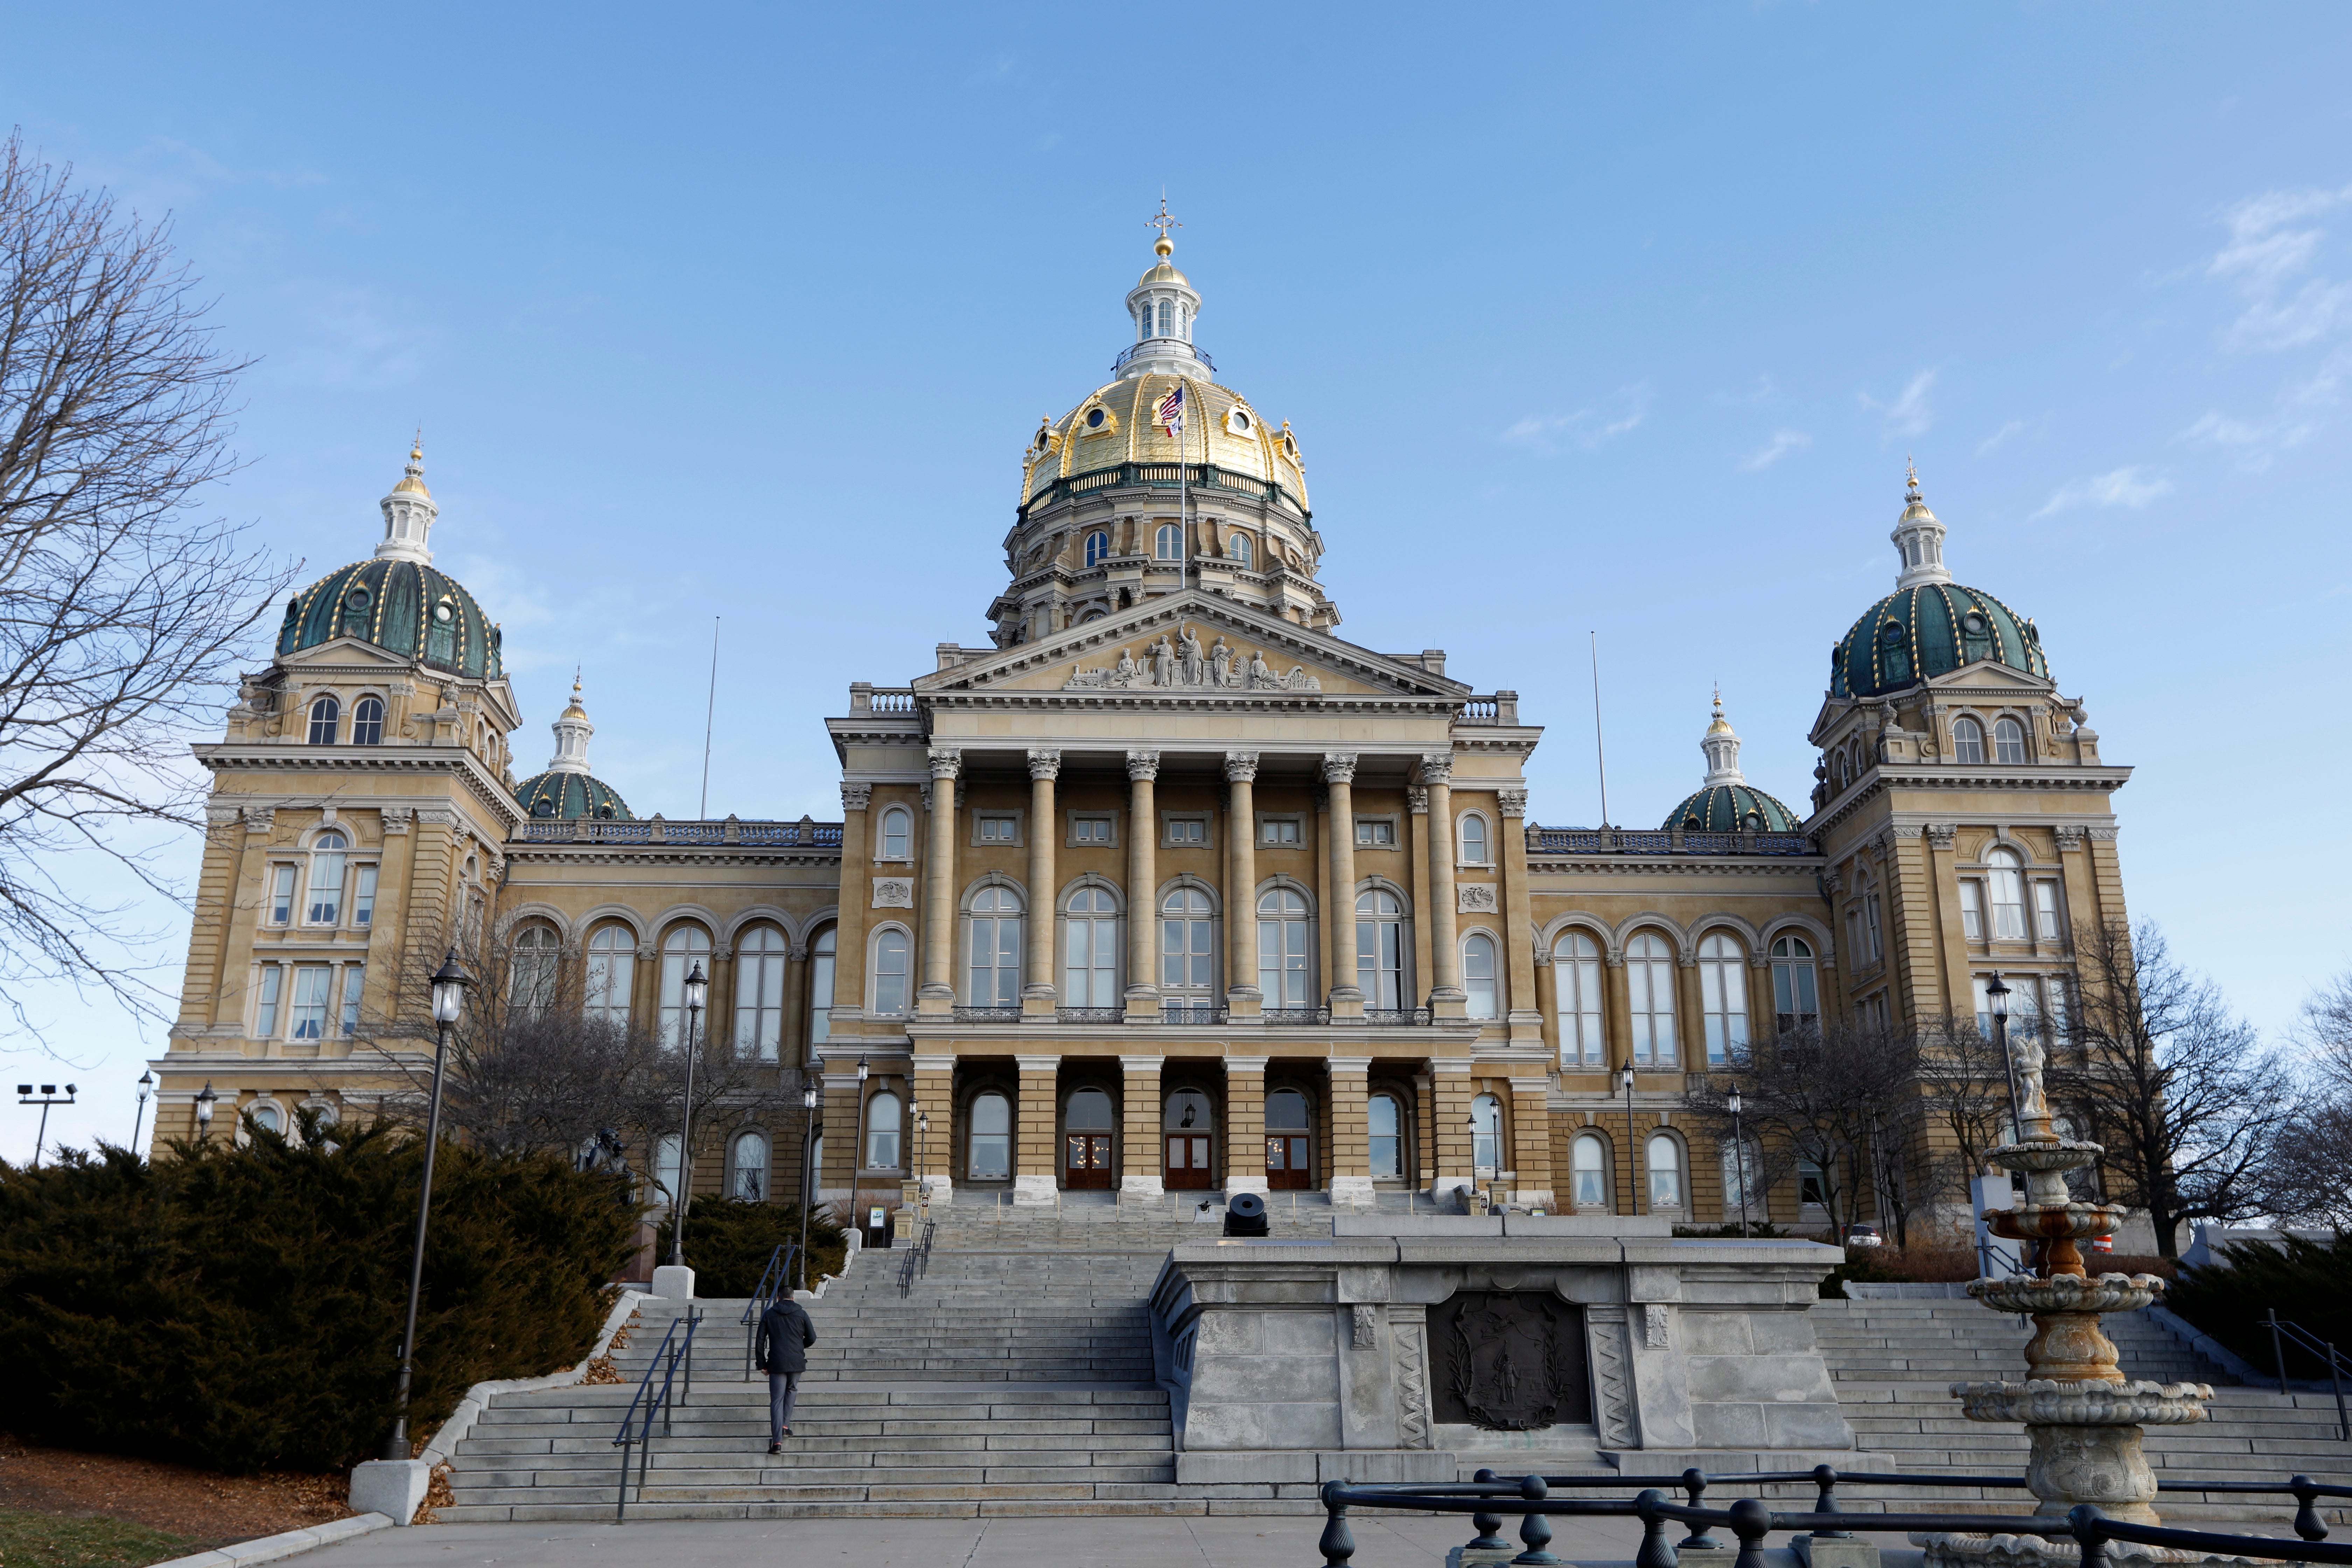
left=756, top=1298, right=817, bottom=1376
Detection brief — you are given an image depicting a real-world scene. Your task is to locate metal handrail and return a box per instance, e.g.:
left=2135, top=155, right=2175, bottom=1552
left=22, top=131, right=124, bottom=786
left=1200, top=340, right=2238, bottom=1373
left=2266, top=1309, right=2352, bottom=1436
left=896, top=1217, right=936, bottom=1298
left=739, top=1244, right=798, bottom=1380
left=610, top=1306, right=701, bottom=1522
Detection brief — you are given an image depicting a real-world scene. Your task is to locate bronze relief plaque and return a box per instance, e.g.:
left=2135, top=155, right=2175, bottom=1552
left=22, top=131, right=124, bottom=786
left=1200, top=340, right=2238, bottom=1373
left=1431, top=1290, right=1592, bottom=1432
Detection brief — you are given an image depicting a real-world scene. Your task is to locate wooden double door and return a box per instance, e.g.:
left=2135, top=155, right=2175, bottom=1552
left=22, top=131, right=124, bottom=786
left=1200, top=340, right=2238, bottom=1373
left=1266, top=1134, right=1314, bottom=1189
left=1164, top=1133, right=1214, bottom=1189
left=1065, top=1133, right=1113, bottom=1189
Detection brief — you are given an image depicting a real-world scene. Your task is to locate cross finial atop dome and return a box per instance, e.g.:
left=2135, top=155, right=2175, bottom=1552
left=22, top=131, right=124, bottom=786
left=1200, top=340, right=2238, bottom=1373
left=376, top=433, right=439, bottom=564
left=1148, top=194, right=1180, bottom=258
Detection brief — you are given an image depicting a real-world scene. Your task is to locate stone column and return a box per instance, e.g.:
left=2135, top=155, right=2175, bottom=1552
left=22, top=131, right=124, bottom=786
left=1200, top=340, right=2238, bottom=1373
left=1224, top=752, right=1261, bottom=1018
left=1675, top=946, right=1705, bottom=1072
left=919, top=749, right=961, bottom=1014
left=830, top=783, right=872, bottom=1037
left=1604, top=948, right=1635, bottom=1073
left=780, top=943, right=810, bottom=1068
left=910, top=1052, right=955, bottom=1207
left=1327, top=1056, right=1374, bottom=1208
left=1124, top=750, right=1160, bottom=1022
left=1024, top=749, right=1060, bottom=1018
left=1014, top=1052, right=1059, bottom=1205
left=1420, top=753, right=1465, bottom=1017
left=1120, top=1054, right=1164, bottom=1203
left=1323, top=755, right=1363, bottom=1017
left=1497, top=786, right=1542, bottom=1046
left=1224, top=1055, right=1268, bottom=1196
left=1508, top=1075, right=1556, bottom=1209
left=1406, top=786, right=1435, bottom=995
left=1429, top=1060, right=1473, bottom=1205
left=1533, top=950, right=1558, bottom=1063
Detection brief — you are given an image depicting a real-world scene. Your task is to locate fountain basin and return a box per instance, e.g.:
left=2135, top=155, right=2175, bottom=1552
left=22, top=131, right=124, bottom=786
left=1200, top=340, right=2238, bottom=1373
left=1969, top=1273, right=2163, bottom=1316
left=1952, top=1378, right=2213, bottom=1427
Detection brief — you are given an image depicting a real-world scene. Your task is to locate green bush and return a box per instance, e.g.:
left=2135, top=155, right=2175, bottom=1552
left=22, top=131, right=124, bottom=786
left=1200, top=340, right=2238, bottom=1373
left=0, top=1118, right=639, bottom=1474
left=654, top=1197, right=846, bottom=1297
left=1672, top=1221, right=1797, bottom=1239
left=2169, top=1233, right=2352, bottom=1378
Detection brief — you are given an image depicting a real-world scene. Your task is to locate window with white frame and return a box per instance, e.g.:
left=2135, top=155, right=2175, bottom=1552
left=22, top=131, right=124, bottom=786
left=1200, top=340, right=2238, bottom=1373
left=340, top=965, right=365, bottom=1036
left=1457, top=812, right=1490, bottom=865
left=1356, top=819, right=1395, bottom=847
left=586, top=925, right=635, bottom=1024
left=307, top=694, right=339, bottom=744
left=735, top=926, right=788, bottom=1059
left=1260, top=817, right=1302, bottom=846
left=1258, top=886, right=1311, bottom=1007
left=967, top=887, right=1022, bottom=1006
left=248, top=1101, right=284, bottom=1137
left=1155, top=523, right=1182, bottom=560
left=1085, top=530, right=1109, bottom=567
left=658, top=926, right=713, bottom=1045
left=968, top=1091, right=1011, bottom=1179
left=1993, top=715, right=2030, bottom=764
left=290, top=965, right=333, bottom=1041
left=351, top=864, right=377, bottom=927
left=1162, top=815, right=1208, bottom=847
left=1553, top=931, right=1605, bottom=1066
left=1462, top=932, right=1499, bottom=1019
left=1625, top=932, right=1679, bottom=1065
left=1985, top=847, right=2026, bottom=938
left=1070, top=814, right=1114, bottom=846
left=729, top=1129, right=769, bottom=1201
left=1160, top=886, right=1215, bottom=997
left=306, top=833, right=348, bottom=924
left=1798, top=1156, right=1828, bottom=1208
left=1571, top=1133, right=1609, bottom=1209
left=1959, top=878, right=1985, bottom=941
left=1471, top=1093, right=1503, bottom=1175
left=2034, top=880, right=2064, bottom=942
left=652, top=1133, right=683, bottom=1204
left=1770, top=936, right=1819, bottom=1032
left=1698, top=932, right=1749, bottom=1063
left=865, top=1090, right=903, bottom=1169
left=976, top=815, right=1020, bottom=846
left=1647, top=1134, right=1684, bottom=1210
left=254, top=965, right=284, bottom=1037
left=879, top=806, right=911, bottom=860
left=1951, top=715, right=1986, bottom=764
left=351, top=695, right=384, bottom=745
left=511, top=924, right=560, bottom=1020
left=871, top=926, right=910, bottom=1015
left=1229, top=532, right=1253, bottom=568
left=268, top=864, right=297, bottom=926
left=1064, top=887, right=1119, bottom=1007
left=1368, top=1091, right=1404, bottom=1178
left=1356, top=888, right=1408, bottom=1010
left=809, top=926, right=836, bottom=1038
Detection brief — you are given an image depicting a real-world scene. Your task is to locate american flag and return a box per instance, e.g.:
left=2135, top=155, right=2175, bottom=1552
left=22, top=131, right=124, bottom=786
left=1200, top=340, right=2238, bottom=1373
left=1156, top=384, right=1184, bottom=437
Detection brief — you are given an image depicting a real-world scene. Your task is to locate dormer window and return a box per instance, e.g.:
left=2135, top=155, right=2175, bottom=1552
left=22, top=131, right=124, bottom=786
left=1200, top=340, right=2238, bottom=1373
left=1993, top=716, right=2029, bottom=764
left=1086, top=407, right=1107, bottom=430
left=307, top=695, right=339, bottom=744
left=1952, top=716, right=1985, bottom=764
left=1229, top=533, right=1252, bottom=568
left=1085, top=531, right=1109, bottom=567
left=1155, top=524, right=1182, bottom=561
left=352, top=696, right=384, bottom=745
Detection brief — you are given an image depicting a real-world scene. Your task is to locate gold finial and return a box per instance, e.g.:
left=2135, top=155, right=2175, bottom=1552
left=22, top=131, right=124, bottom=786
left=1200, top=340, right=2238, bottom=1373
left=1708, top=686, right=1734, bottom=735
left=392, top=429, right=432, bottom=497
left=411, top=426, right=424, bottom=465
left=1148, top=194, right=1180, bottom=258
left=1905, top=455, right=1921, bottom=502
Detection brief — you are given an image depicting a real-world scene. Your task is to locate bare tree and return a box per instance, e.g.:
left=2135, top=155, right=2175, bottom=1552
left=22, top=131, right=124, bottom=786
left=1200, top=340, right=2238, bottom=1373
left=2053, top=918, right=2289, bottom=1258
left=1688, top=1020, right=1919, bottom=1239
left=1912, top=1016, right=2024, bottom=1217
left=0, top=128, right=291, bottom=1043
left=2246, top=971, right=2352, bottom=1226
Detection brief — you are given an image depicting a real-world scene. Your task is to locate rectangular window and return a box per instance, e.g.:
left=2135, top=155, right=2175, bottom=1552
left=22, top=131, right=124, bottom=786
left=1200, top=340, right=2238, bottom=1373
left=977, top=816, right=1019, bottom=844
left=1864, top=894, right=1883, bottom=962
left=1070, top=815, right=1114, bottom=846
left=2034, top=881, right=2063, bottom=942
left=1162, top=815, right=1209, bottom=847
left=1355, top=819, right=1396, bottom=846
left=1798, top=1158, right=1828, bottom=1208
left=351, top=864, right=377, bottom=927
left=290, top=966, right=332, bottom=1041
left=269, top=865, right=296, bottom=926
left=307, top=850, right=344, bottom=925
left=1959, top=880, right=1984, bottom=941
left=1260, top=818, right=1302, bottom=846
left=340, top=965, right=365, bottom=1036
left=254, top=965, right=283, bottom=1038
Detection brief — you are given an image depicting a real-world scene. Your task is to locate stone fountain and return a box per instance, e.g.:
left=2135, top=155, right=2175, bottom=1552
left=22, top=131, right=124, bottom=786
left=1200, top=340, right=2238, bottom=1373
left=1918, top=1037, right=2214, bottom=1567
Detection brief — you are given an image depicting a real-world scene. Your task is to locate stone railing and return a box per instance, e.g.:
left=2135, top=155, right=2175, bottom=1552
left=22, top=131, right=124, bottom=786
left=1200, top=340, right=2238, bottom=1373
left=514, top=816, right=844, bottom=847
left=1525, top=825, right=1815, bottom=858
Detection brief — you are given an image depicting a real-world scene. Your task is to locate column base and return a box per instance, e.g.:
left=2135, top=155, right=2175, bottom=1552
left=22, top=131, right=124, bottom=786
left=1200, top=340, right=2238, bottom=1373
left=650, top=1263, right=697, bottom=1300
left=1329, top=1175, right=1377, bottom=1209
left=348, top=1459, right=431, bottom=1525
left=1119, top=1175, right=1166, bottom=1202
left=1225, top=986, right=1263, bottom=1019
left=1011, top=1174, right=1058, bottom=1206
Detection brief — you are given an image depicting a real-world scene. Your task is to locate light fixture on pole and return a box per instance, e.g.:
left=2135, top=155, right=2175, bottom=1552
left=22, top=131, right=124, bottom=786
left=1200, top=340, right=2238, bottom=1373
left=1620, top=1063, right=1641, bottom=1215
left=915, top=1103, right=931, bottom=1219
left=798, top=1081, right=819, bottom=1294
left=194, top=1081, right=217, bottom=1144
left=669, top=961, right=708, bottom=1269
left=1727, top=1085, right=1749, bottom=1239
left=132, top=1070, right=155, bottom=1153
left=1986, top=970, right=2020, bottom=1143
left=385, top=949, right=472, bottom=1462
left=17, top=1083, right=76, bottom=1169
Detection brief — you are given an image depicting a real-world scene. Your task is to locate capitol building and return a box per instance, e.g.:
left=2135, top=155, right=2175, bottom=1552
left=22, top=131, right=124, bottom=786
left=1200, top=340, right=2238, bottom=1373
left=149, top=226, right=2132, bottom=1231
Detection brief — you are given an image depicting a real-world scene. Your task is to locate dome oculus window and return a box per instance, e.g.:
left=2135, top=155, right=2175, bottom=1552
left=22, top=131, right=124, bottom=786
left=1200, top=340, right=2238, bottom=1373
left=1225, top=406, right=1254, bottom=435
left=1084, top=406, right=1111, bottom=433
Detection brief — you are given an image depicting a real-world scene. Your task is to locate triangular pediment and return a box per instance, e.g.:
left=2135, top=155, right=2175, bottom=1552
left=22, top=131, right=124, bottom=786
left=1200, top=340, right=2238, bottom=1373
left=1924, top=660, right=2056, bottom=694
left=276, top=635, right=416, bottom=671
left=918, top=592, right=1465, bottom=702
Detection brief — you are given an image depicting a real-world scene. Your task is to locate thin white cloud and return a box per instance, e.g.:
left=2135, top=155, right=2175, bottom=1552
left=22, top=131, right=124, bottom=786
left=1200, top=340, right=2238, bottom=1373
left=2030, top=466, right=2172, bottom=520
left=1860, top=369, right=1936, bottom=438
left=1737, top=429, right=1810, bottom=471
left=1500, top=384, right=1651, bottom=454
left=1976, top=419, right=2028, bottom=456
left=2211, top=184, right=2352, bottom=351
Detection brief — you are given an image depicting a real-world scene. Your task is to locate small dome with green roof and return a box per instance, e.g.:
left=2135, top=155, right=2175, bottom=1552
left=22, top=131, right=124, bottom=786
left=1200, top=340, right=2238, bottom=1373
left=1662, top=692, right=1805, bottom=834
left=1830, top=468, right=2049, bottom=700
left=511, top=675, right=633, bottom=820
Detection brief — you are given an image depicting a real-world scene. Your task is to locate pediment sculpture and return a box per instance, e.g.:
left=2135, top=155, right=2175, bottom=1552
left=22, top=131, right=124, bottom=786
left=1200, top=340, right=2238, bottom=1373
left=1063, top=624, right=1321, bottom=692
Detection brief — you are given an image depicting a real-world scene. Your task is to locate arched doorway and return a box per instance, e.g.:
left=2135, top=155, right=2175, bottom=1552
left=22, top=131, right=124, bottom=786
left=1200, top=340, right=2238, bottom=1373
left=1164, top=1088, right=1213, bottom=1190
left=1266, top=1087, right=1313, bottom=1190
left=1064, top=1087, right=1114, bottom=1190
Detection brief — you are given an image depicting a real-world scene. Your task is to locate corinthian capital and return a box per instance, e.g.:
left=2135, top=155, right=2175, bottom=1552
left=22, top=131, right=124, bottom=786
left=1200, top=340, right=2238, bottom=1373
left=1224, top=750, right=1260, bottom=784
left=1126, top=749, right=1160, bottom=782
left=1320, top=753, right=1359, bottom=785
left=1497, top=786, right=1528, bottom=819
left=1027, top=748, right=1062, bottom=780
left=1416, top=752, right=1454, bottom=786
left=840, top=782, right=873, bottom=812
left=927, top=747, right=962, bottom=780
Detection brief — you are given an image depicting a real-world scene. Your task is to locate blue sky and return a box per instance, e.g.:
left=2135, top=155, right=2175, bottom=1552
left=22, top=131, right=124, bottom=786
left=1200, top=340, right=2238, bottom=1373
left=5, top=5, right=2348, bottom=1158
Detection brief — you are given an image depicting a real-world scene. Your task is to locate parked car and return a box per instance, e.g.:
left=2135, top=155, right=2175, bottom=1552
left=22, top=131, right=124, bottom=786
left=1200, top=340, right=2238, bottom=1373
left=1842, top=1224, right=1884, bottom=1248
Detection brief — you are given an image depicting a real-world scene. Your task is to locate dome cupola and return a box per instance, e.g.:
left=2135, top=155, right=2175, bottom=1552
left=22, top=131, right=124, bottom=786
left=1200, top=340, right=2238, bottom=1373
left=1117, top=200, right=1211, bottom=383
left=377, top=437, right=438, bottom=565
left=1663, top=692, right=1803, bottom=833
left=511, top=674, right=632, bottom=819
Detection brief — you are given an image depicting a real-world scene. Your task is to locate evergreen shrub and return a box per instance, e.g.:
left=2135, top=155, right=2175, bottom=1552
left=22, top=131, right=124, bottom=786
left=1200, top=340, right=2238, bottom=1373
left=654, top=1197, right=846, bottom=1297
left=2169, top=1234, right=2352, bottom=1378
left=0, top=1118, right=639, bottom=1473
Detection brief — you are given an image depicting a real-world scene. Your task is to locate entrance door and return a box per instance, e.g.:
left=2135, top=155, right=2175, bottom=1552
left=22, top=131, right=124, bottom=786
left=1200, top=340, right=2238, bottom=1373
left=1066, top=1133, right=1113, bottom=1189
left=1267, top=1134, right=1312, bottom=1189
left=1165, top=1133, right=1213, bottom=1189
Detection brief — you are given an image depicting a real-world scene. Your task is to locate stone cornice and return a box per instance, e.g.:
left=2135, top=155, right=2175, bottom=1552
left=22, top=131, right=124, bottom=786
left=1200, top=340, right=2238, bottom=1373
left=1526, top=855, right=1825, bottom=878
left=193, top=744, right=520, bottom=832
left=504, top=847, right=843, bottom=869
left=1803, top=763, right=2133, bottom=839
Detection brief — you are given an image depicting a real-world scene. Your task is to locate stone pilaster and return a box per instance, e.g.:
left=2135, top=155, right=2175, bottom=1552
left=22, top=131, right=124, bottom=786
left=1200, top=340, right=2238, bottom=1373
left=1323, top=754, right=1363, bottom=1017
left=1429, top=1060, right=1473, bottom=1205
left=1497, top=786, right=1542, bottom=1045
left=1024, top=750, right=1060, bottom=1017
left=1508, top=1076, right=1556, bottom=1209
left=910, top=1053, right=955, bottom=1206
left=919, top=750, right=960, bottom=1013
left=1420, top=753, right=1464, bottom=1017
left=1014, top=1053, right=1059, bottom=1205
left=1120, top=1054, right=1164, bottom=1202
left=1124, top=751, right=1160, bottom=1022
left=1224, top=1055, right=1268, bottom=1196
left=1327, top=1055, right=1373, bottom=1208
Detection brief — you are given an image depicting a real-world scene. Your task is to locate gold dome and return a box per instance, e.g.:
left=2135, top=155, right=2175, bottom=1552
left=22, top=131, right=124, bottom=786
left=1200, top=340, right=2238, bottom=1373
left=1707, top=688, right=1734, bottom=736
left=391, top=438, right=431, bottom=498
left=1024, top=372, right=1307, bottom=509
left=1139, top=258, right=1190, bottom=287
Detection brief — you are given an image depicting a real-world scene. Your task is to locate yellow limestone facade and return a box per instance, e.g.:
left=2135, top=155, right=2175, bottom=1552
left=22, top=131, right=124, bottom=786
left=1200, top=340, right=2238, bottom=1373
left=150, top=234, right=2133, bottom=1233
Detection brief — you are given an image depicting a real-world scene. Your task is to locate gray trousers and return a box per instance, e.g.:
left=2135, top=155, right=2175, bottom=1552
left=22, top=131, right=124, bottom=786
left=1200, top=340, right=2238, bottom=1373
left=767, top=1370, right=802, bottom=1439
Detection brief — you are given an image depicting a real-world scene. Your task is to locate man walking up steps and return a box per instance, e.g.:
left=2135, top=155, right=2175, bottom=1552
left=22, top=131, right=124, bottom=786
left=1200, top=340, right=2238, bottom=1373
left=755, top=1293, right=817, bottom=1454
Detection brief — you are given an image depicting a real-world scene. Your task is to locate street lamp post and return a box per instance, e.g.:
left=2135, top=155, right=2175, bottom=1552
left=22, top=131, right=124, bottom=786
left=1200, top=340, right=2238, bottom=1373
left=384, top=950, right=472, bottom=1462
left=1621, top=1063, right=1642, bottom=1215
left=194, top=1082, right=217, bottom=1145
left=1986, top=971, right=2019, bottom=1142
left=132, top=1070, right=155, bottom=1153
left=851, top=1055, right=869, bottom=1244
left=16, top=1083, right=77, bottom=1168
left=1463, top=1113, right=1484, bottom=1210
left=797, top=1082, right=819, bottom=1293
left=1727, top=1085, right=1749, bottom=1239
left=668, top=962, right=709, bottom=1269
left=915, top=1104, right=931, bottom=1220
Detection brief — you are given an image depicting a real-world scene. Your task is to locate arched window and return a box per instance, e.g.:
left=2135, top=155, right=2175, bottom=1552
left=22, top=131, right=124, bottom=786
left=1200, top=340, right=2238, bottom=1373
left=880, top=806, right=911, bottom=860
left=1985, top=847, right=2027, bottom=939
left=1647, top=1134, right=1684, bottom=1210
left=1951, top=715, right=1985, bottom=764
left=1463, top=932, right=1499, bottom=1019
left=872, top=927, right=910, bottom=1015
left=1229, top=533, right=1253, bottom=568
left=1771, top=935, right=1820, bottom=1032
left=1355, top=888, right=1407, bottom=1010
left=249, top=1101, right=283, bottom=1136
left=1065, top=1086, right=1114, bottom=1187
left=1457, top=813, right=1489, bottom=865
left=1266, top=1088, right=1312, bottom=1189
left=729, top=1129, right=769, bottom=1201
left=1993, top=715, right=2029, bottom=764
left=510, top=923, right=560, bottom=1020
left=864, top=1090, right=902, bottom=1170
left=1470, top=1093, right=1503, bottom=1175
left=1085, top=530, right=1109, bottom=567
left=1626, top=932, right=1679, bottom=1065
left=586, top=925, right=635, bottom=1024
left=1155, top=299, right=1172, bottom=336
left=1554, top=931, right=1605, bottom=1066
left=1155, top=523, right=1182, bottom=561
left=307, top=694, right=340, bottom=744
left=1368, top=1091, right=1404, bottom=1179
left=1064, top=886, right=1120, bottom=1008
left=1572, top=1133, right=1609, bottom=1210
left=734, top=926, right=787, bottom=1058
left=808, top=926, right=836, bottom=1041
left=306, top=833, right=348, bottom=925
left=1697, top=933, right=1749, bottom=1064
left=1830, top=751, right=1849, bottom=792
left=1067, top=1087, right=1113, bottom=1129
left=967, top=887, right=1022, bottom=1007
left=351, top=695, right=384, bottom=745
left=1258, top=887, right=1311, bottom=1008
left=1160, top=886, right=1214, bottom=1004
left=658, top=925, right=713, bottom=1045
left=968, top=1090, right=1011, bottom=1180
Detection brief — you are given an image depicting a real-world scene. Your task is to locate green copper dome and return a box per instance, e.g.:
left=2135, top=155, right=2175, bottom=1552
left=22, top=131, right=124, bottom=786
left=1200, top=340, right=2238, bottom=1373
left=1664, top=783, right=1802, bottom=833
left=275, top=559, right=503, bottom=680
left=512, top=770, right=632, bottom=820
left=1832, top=582, right=2046, bottom=700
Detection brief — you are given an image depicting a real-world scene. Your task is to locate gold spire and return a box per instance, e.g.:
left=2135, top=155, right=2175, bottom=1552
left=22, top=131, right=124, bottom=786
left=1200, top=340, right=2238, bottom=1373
left=1905, top=454, right=1921, bottom=504
left=391, top=430, right=432, bottom=498
left=1707, top=686, right=1734, bottom=736
left=561, top=665, right=588, bottom=720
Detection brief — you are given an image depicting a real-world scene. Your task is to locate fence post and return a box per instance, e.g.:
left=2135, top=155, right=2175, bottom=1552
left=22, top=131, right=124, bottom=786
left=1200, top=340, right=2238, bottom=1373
left=2067, top=1503, right=2110, bottom=1568
left=2291, top=1476, right=2328, bottom=1542
left=1467, top=1468, right=1510, bottom=1552
left=1810, top=1464, right=1851, bottom=1539
left=1317, top=1480, right=1356, bottom=1567
left=1515, top=1474, right=1562, bottom=1566
left=1729, top=1498, right=1772, bottom=1568
left=1679, top=1468, right=1719, bottom=1551
left=1634, top=1490, right=1676, bottom=1568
